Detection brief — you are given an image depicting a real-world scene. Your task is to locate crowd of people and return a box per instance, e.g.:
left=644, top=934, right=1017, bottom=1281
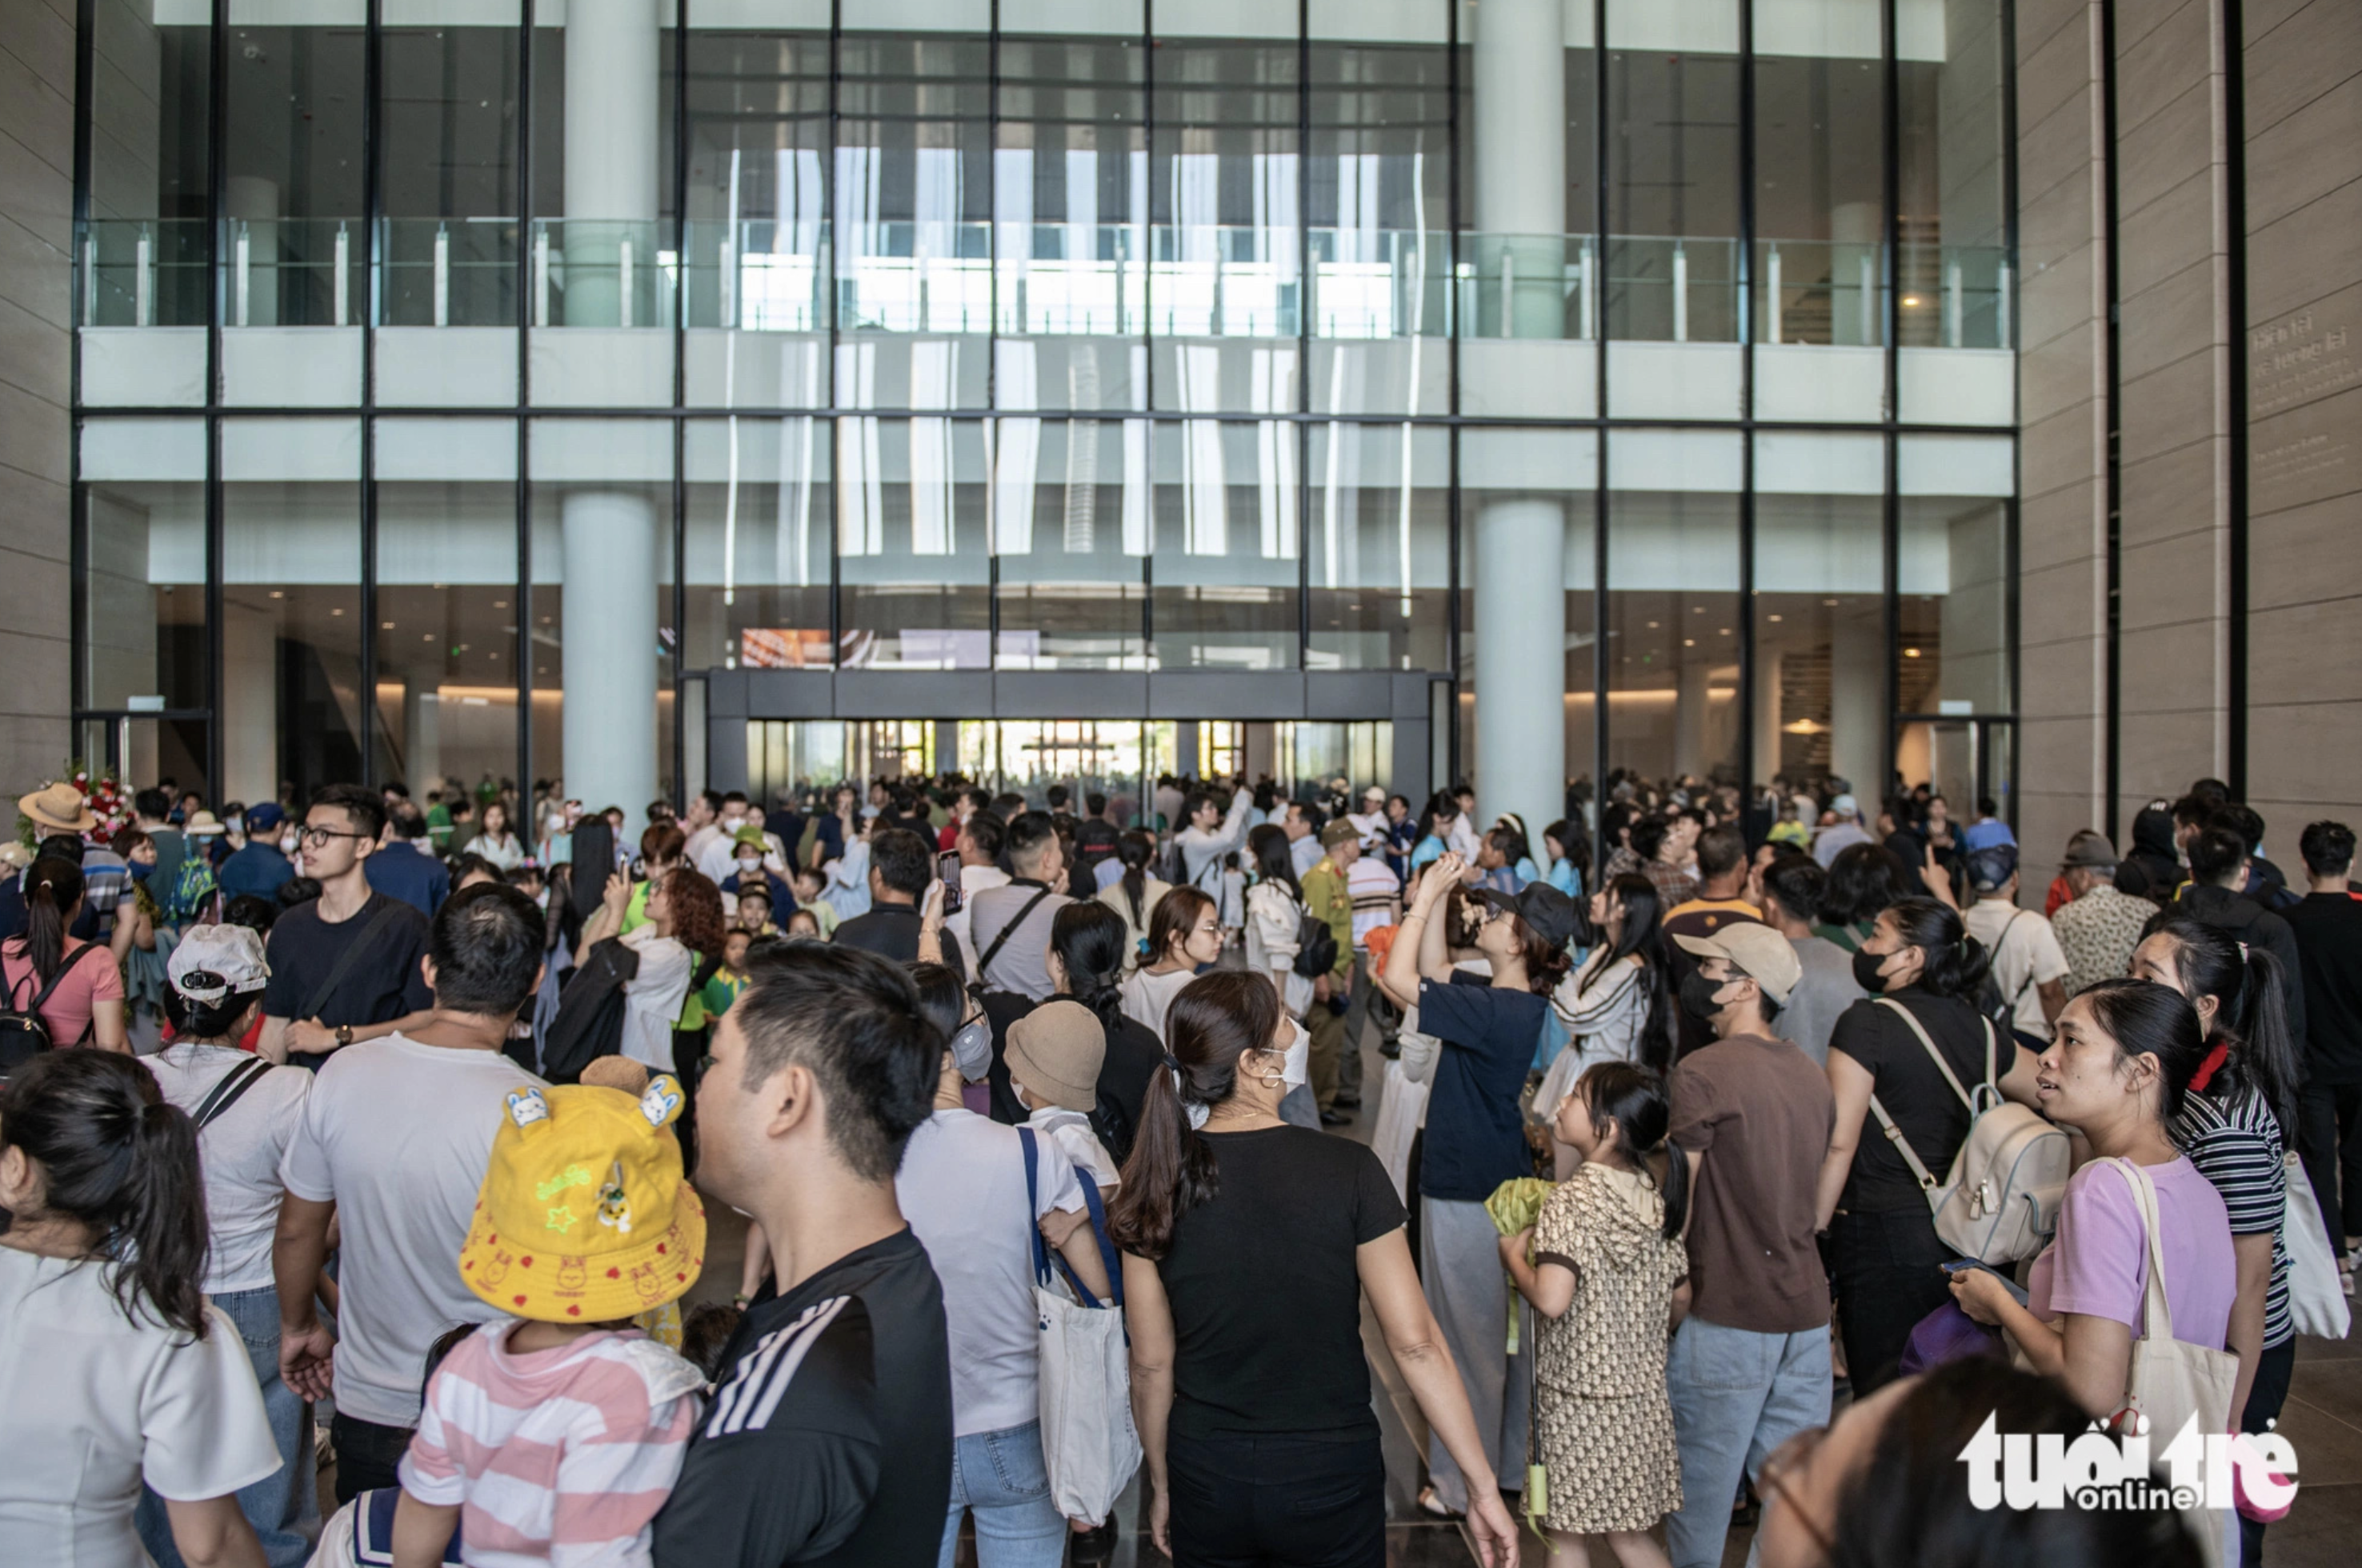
left=1, top=759, right=2351, bottom=1568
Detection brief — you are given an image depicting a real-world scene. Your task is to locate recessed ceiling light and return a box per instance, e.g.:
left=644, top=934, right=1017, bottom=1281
left=382, top=621, right=395, bottom=630
left=1904, top=646, right=1922, bottom=658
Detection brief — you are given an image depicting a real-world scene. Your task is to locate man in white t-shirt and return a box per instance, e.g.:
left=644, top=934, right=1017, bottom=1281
left=274, top=882, right=552, bottom=1504
left=898, top=1028, right=1111, bottom=1556
left=1960, top=844, right=2072, bottom=1046
left=945, top=808, right=1012, bottom=960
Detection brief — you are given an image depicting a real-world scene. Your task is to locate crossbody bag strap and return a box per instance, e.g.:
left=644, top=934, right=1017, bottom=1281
left=975, top=886, right=1053, bottom=990
left=190, top=1054, right=274, bottom=1132
left=22, top=941, right=103, bottom=1017
left=298, top=900, right=409, bottom=1021
left=2104, top=1157, right=2177, bottom=1347
left=1864, top=997, right=1980, bottom=1194
left=1018, top=1126, right=1050, bottom=1285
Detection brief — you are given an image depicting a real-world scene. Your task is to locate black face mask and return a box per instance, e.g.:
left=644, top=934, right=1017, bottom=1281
left=1678, top=968, right=1727, bottom=1022
left=1851, top=948, right=1893, bottom=994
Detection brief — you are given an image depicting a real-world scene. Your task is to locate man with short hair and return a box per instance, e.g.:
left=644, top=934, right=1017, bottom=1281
left=134, top=786, right=187, bottom=898
left=1960, top=844, right=2071, bottom=1046
left=362, top=801, right=450, bottom=918
left=2176, top=825, right=2308, bottom=1050
left=218, top=800, right=296, bottom=903
left=2282, top=821, right=2362, bottom=1269
left=259, top=785, right=436, bottom=1070
left=1755, top=854, right=1861, bottom=1065
left=1630, top=815, right=1698, bottom=911
left=2051, top=830, right=2149, bottom=998
left=1447, top=785, right=1482, bottom=861
left=1283, top=799, right=1325, bottom=879
left=680, top=787, right=726, bottom=871
left=940, top=786, right=988, bottom=853
left=944, top=808, right=1008, bottom=959
left=1299, top=819, right=1363, bottom=1122
left=696, top=792, right=755, bottom=883
left=1811, top=794, right=1874, bottom=868
left=1662, top=825, right=1767, bottom=1059
left=1661, top=924, right=1832, bottom=1568
left=1176, top=778, right=1254, bottom=913
left=274, top=882, right=553, bottom=1500
left=651, top=944, right=953, bottom=1568
left=835, top=828, right=966, bottom=981
left=966, top=812, right=1074, bottom=1002
left=1959, top=796, right=2016, bottom=852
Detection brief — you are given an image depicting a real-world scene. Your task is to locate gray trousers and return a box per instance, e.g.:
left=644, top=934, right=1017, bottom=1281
left=1337, top=954, right=1370, bottom=1099
left=1419, top=1194, right=1528, bottom=1511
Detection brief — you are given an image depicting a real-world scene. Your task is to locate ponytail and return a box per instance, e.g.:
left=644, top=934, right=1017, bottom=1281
left=14, top=857, right=83, bottom=984
left=0, top=1051, right=210, bottom=1338
left=1115, top=831, right=1155, bottom=928
left=1108, top=970, right=1276, bottom=1261
left=2141, top=914, right=2302, bottom=1137
left=1051, top=902, right=1132, bottom=1038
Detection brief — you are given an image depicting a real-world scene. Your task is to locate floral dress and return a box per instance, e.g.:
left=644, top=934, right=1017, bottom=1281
left=1528, top=1162, right=1689, bottom=1533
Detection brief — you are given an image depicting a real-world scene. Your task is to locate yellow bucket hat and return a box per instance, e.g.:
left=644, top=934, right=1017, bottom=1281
left=458, top=1077, right=707, bottom=1324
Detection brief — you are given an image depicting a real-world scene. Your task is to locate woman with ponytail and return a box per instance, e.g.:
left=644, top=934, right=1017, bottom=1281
left=1042, top=900, right=1166, bottom=1165
left=1, top=855, right=128, bottom=1054
left=1092, top=830, right=1171, bottom=976
left=1815, top=897, right=2044, bottom=1394
left=2132, top=914, right=2303, bottom=1560
left=1111, top=970, right=1518, bottom=1568
left=0, top=1050, right=280, bottom=1567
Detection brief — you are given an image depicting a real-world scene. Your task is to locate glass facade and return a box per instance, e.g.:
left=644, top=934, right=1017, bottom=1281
left=72, top=0, right=2016, bottom=815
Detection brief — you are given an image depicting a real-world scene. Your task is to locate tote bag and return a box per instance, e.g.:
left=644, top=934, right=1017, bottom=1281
left=1019, top=1130, right=1142, bottom=1523
left=2280, top=1150, right=2352, bottom=1340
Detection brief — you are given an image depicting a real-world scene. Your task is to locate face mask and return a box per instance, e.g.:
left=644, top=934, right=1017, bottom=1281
left=1851, top=948, right=1894, bottom=994
left=949, top=1018, right=994, bottom=1082
left=1678, top=968, right=1727, bottom=1023
left=127, top=860, right=154, bottom=883
left=738, top=857, right=763, bottom=876
left=280, top=832, right=300, bottom=855
left=1279, top=1015, right=1309, bottom=1094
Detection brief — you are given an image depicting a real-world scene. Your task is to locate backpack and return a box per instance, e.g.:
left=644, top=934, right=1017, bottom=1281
left=1865, top=998, right=2070, bottom=1264
left=0, top=942, right=102, bottom=1079
left=1291, top=904, right=1340, bottom=979
left=538, top=936, right=640, bottom=1084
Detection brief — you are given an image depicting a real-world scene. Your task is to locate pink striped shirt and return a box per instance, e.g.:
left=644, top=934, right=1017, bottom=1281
left=398, top=1325, right=705, bottom=1568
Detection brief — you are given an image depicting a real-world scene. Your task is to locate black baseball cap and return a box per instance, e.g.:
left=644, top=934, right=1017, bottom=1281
left=1471, top=882, right=1581, bottom=950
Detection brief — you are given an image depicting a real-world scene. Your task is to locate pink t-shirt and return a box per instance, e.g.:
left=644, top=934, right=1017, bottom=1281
left=2028, top=1154, right=2236, bottom=1350
left=1, top=937, right=124, bottom=1048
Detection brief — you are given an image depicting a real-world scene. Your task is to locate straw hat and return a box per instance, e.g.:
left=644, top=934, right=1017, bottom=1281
left=18, top=782, right=97, bottom=834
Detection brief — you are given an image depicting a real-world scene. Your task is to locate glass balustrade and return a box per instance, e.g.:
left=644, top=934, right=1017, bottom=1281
left=1146, top=225, right=1300, bottom=339
left=1308, top=228, right=1451, bottom=341
left=837, top=221, right=994, bottom=335
left=995, top=222, right=1147, bottom=338
left=526, top=219, right=675, bottom=330
left=1754, top=241, right=1885, bottom=347
left=1453, top=233, right=1598, bottom=342
left=684, top=219, right=829, bottom=333
left=82, top=218, right=214, bottom=328
left=1605, top=236, right=1741, bottom=343
left=381, top=218, right=519, bottom=328
left=1897, top=243, right=2012, bottom=350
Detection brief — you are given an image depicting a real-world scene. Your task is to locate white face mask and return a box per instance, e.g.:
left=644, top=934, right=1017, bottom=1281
left=1279, top=1015, right=1310, bottom=1094
left=279, top=831, right=300, bottom=855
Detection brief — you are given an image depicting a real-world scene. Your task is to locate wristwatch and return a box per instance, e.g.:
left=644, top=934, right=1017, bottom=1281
left=334, top=1024, right=354, bottom=1048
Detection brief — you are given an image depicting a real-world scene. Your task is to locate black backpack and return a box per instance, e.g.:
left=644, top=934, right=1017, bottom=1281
left=538, top=936, right=639, bottom=1085
left=1291, top=905, right=1340, bottom=979
left=0, top=943, right=102, bottom=1080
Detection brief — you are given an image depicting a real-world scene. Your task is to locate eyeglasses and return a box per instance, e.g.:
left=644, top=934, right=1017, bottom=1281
left=297, top=826, right=370, bottom=848
left=1755, top=1425, right=1834, bottom=1559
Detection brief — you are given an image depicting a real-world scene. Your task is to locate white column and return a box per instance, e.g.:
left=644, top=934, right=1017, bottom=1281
left=1469, top=1, right=1569, bottom=838
left=1753, top=649, right=1784, bottom=782
left=402, top=677, right=443, bottom=796
left=1472, top=0, right=1566, bottom=338
left=1175, top=722, right=1200, bottom=781
left=1830, top=607, right=1884, bottom=798
left=1473, top=498, right=1566, bottom=844
left=1674, top=658, right=1713, bottom=780
left=560, top=0, right=663, bottom=830
left=220, top=598, right=279, bottom=806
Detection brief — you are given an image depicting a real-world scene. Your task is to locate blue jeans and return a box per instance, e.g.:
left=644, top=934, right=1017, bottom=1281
left=1663, top=1317, right=1832, bottom=1568
left=135, top=1285, right=318, bottom=1568
left=937, top=1419, right=1068, bottom=1568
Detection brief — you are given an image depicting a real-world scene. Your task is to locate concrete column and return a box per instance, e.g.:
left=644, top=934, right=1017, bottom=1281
left=402, top=676, right=442, bottom=795
left=560, top=0, right=663, bottom=829
left=1471, top=0, right=1565, bottom=338
left=1674, top=658, right=1713, bottom=779
left=1243, top=722, right=1276, bottom=783
left=220, top=598, right=279, bottom=806
left=1830, top=607, right=1884, bottom=799
left=1175, top=721, right=1200, bottom=781
left=1473, top=498, right=1566, bottom=846
left=1753, top=649, right=1784, bottom=782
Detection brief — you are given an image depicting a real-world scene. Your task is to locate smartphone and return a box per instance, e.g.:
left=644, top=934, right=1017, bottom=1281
left=1942, top=1258, right=2029, bottom=1306
left=936, top=850, right=964, bottom=914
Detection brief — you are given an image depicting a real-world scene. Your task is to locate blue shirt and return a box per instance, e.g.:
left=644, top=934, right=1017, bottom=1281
left=363, top=844, right=450, bottom=918
left=1417, top=972, right=1550, bottom=1202
left=1960, top=818, right=2018, bottom=851
left=218, top=842, right=296, bottom=903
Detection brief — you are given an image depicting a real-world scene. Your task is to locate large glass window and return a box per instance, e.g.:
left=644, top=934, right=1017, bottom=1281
left=837, top=416, right=991, bottom=667
left=1753, top=431, right=1888, bottom=796
left=1308, top=422, right=1448, bottom=671
left=1896, top=0, right=2012, bottom=422
left=1606, top=430, right=1742, bottom=785
left=221, top=418, right=365, bottom=805
left=994, top=419, right=1149, bottom=668
left=373, top=418, right=521, bottom=795
left=78, top=418, right=208, bottom=714
left=1150, top=418, right=1299, bottom=669
left=1898, top=434, right=2013, bottom=715
left=686, top=415, right=834, bottom=671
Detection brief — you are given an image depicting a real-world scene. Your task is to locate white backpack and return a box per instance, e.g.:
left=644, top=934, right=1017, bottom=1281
left=1865, top=998, right=2070, bottom=1264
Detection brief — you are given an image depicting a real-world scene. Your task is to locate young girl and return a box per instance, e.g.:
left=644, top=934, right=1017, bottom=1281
left=1499, top=1062, right=1692, bottom=1568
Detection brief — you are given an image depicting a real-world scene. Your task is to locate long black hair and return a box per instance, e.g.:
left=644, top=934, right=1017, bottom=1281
left=907, top=961, right=967, bottom=1052
left=1413, top=790, right=1459, bottom=847
left=1109, top=970, right=1280, bottom=1261
left=2139, top=913, right=2301, bottom=1136
left=1113, top=830, right=1158, bottom=926
left=1821, top=842, right=1914, bottom=929
left=2070, top=978, right=2214, bottom=1130
left=0, top=1050, right=210, bottom=1338
left=1590, top=872, right=1675, bottom=1073
left=7, top=857, right=85, bottom=984
left=1543, top=818, right=1591, bottom=884
left=1572, top=1062, right=1691, bottom=1240
left=1144, top=885, right=1216, bottom=970
left=1245, top=822, right=1301, bottom=902
left=1880, top=897, right=1994, bottom=999
left=1051, top=901, right=1131, bottom=1038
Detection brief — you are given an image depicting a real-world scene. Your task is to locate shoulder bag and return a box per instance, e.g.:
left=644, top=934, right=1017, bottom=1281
left=190, top=1054, right=275, bottom=1131
left=972, top=886, right=1054, bottom=998
left=298, top=899, right=411, bottom=1022
left=1019, top=1126, right=1141, bottom=1525
left=2280, top=1150, right=2353, bottom=1339
left=1864, top=997, right=2070, bottom=1262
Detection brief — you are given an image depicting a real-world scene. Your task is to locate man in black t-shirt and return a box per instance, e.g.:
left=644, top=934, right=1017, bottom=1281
left=831, top=828, right=966, bottom=982
left=260, top=784, right=434, bottom=1070
left=2287, top=821, right=2362, bottom=1262
left=653, top=942, right=951, bottom=1568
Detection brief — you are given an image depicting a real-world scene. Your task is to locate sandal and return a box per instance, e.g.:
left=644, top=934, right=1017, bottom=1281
left=1416, top=1486, right=1463, bottom=1521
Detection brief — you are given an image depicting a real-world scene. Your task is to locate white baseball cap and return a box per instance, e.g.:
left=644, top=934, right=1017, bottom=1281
left=166, top=923, right=271, bottom=1004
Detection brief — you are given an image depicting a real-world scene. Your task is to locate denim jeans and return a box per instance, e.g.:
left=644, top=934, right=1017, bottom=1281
left=1663, top=1317, right=1832, bottom=1568
left=937, top=1419, right=1068, bottom=1568
left=134, top=1285, right=318, bottom=1568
